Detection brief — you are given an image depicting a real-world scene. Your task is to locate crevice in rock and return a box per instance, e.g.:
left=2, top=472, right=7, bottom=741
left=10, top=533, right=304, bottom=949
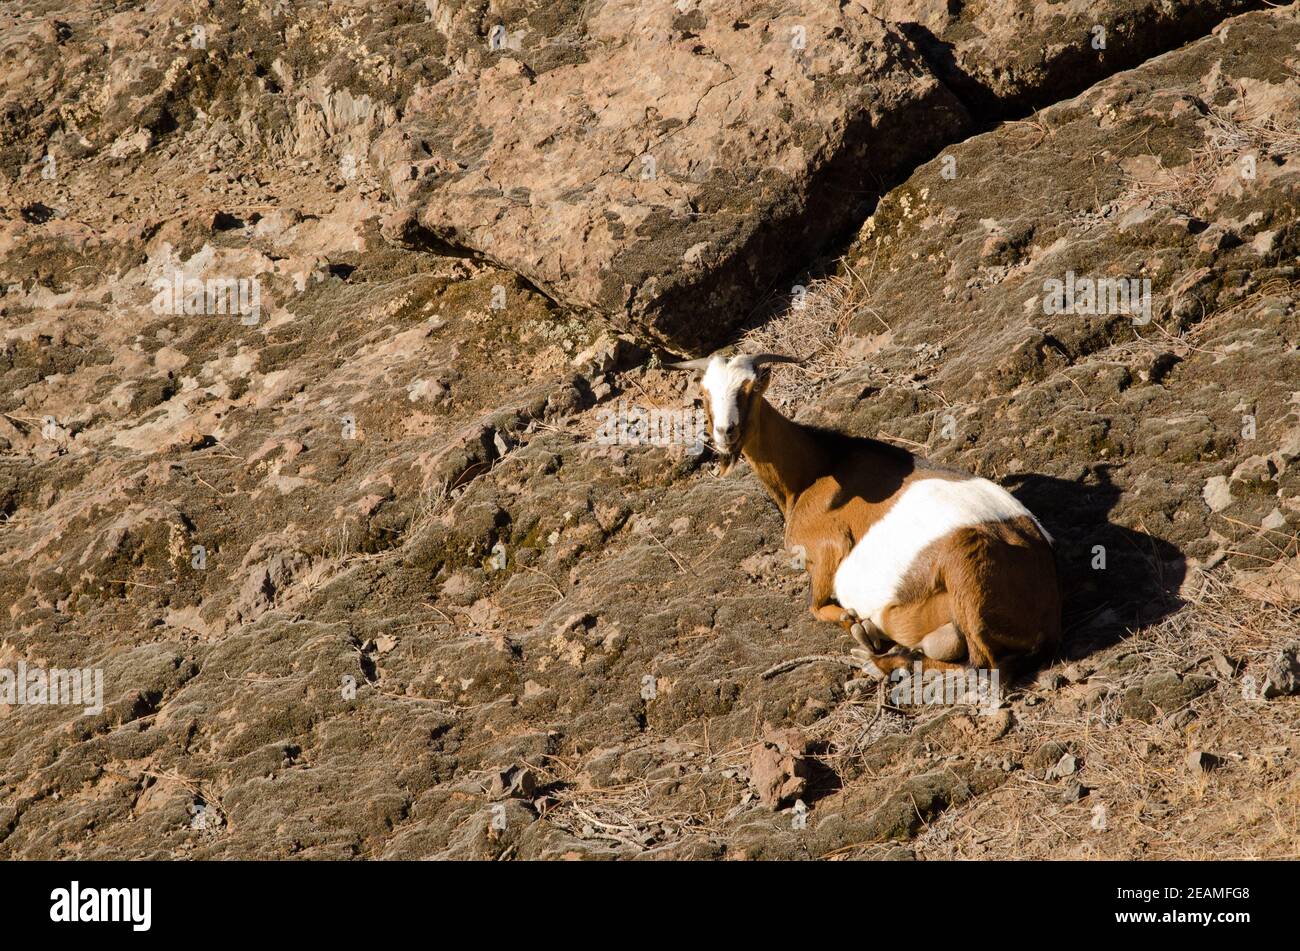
left=700, top=3, right=1270, bottom=353
left=899, top=2, right=1265, bottom=125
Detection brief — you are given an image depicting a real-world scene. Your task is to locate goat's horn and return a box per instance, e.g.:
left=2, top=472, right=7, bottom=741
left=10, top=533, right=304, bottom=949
left=743, top=353, right=803, bottom=368
left=666, top=357, right=712, bottom=371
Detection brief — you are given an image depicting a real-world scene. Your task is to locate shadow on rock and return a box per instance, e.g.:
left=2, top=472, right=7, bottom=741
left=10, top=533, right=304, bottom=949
left=1007, top=465, right=1186, bottom=663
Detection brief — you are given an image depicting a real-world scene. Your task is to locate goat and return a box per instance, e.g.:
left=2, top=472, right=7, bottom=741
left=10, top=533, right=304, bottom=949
left=670, top=352, right=1061, bottom=678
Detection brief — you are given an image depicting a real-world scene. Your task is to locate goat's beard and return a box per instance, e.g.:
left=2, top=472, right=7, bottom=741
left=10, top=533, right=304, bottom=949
left=717, top=450, right=738, bottom=475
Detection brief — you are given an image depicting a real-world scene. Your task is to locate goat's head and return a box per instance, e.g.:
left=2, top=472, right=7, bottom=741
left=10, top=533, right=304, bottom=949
left=668, top=352, right=800, bottom=473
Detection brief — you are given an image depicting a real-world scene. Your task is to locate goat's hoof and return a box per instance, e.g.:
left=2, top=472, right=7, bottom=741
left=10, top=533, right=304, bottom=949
left=845, top=608, right=860, bottom=621
left=850, top=648, right=886, bottom=681
left=848, top=618, right=891, bottom=653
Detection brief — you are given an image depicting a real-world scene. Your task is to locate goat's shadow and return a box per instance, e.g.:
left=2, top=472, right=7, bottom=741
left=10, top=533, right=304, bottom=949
left=1006, top=464, right=1186, bottom=664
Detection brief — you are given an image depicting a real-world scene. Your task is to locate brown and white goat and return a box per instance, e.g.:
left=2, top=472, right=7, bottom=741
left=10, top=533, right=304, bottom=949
left=671, top=352, right=1061, bottom=677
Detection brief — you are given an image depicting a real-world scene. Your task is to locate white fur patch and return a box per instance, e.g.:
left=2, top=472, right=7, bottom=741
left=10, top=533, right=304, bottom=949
left=700, top=356, right=756, bottom=447
left=833, top=477, right=1045, bottom=628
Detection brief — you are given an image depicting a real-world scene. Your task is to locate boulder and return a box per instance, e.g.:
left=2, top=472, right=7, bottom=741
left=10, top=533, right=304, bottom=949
left=375, top=1, right=971, bottom=349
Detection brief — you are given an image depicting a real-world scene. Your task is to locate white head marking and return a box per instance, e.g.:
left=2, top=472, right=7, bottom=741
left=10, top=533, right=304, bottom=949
left=700, top=355, right=757, bottom=449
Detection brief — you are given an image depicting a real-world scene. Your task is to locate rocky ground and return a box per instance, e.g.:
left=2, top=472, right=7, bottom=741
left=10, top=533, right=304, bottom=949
left=1, top=1, right=1297, bottom=859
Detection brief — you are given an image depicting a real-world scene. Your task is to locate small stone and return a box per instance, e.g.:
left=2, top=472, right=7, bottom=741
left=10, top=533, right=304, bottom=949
left=1195, top=224, right=1239, bottom=253
left=36, top=19, right=71, bottom=44
left=750, top=726, right=813, bottom=810
left=1250, top=230, right=1278, bottom=256
left=1202, top=476, right=1233, bottom=512
left=1278, top=427, right=1300, bottom=465
left=1036, top=670, right=1065, bottom=691
left=1229, top=455, right=1277, bottom=494
left=1118, top=688, right=1156, bottom=722
left=1141, top=670, right=1215, bottom=710
left=1186, top=750, right=1220, bottom=773
left=984, top=708, right=1014, bottom=739
left=1262, top=644, right=1300, bottom=699
left=1262, top=509, right=1287, bottom=531
left=184, top=429, right=215, bottom=451
left=1210, top=651, right=1238, bottom=679
left=486, top=766, right=539, bottom=800
left=1061, top=780, right=1089, bottom=803
left=1029, top=741, right=1070, bottom=770
left=1047, top=752, right=1078, bottom=779
left=1118, top=205, right=1157, bottom=232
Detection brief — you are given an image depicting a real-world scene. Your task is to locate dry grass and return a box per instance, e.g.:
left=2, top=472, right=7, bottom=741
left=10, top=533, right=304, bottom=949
left=912, top=560, right=1300, bottom=860
left=803, top=680, right=914, bottom=777
left=535, top=744, right=760, bottom=854
left=1122, top=76, right=1300, bottom=213
left=729, top=258, right=952, bottom=414
left=733, top=272, right=863, bottom=408
left=407, top=479, right=452, bottom=536
left=497, top=565, right=567, bottom=616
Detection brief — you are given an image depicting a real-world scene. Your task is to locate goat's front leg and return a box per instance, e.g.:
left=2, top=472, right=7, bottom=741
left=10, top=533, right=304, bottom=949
left=806, top=544, right=850, bottom=628
left=806, top=545, right=888, bottom=650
